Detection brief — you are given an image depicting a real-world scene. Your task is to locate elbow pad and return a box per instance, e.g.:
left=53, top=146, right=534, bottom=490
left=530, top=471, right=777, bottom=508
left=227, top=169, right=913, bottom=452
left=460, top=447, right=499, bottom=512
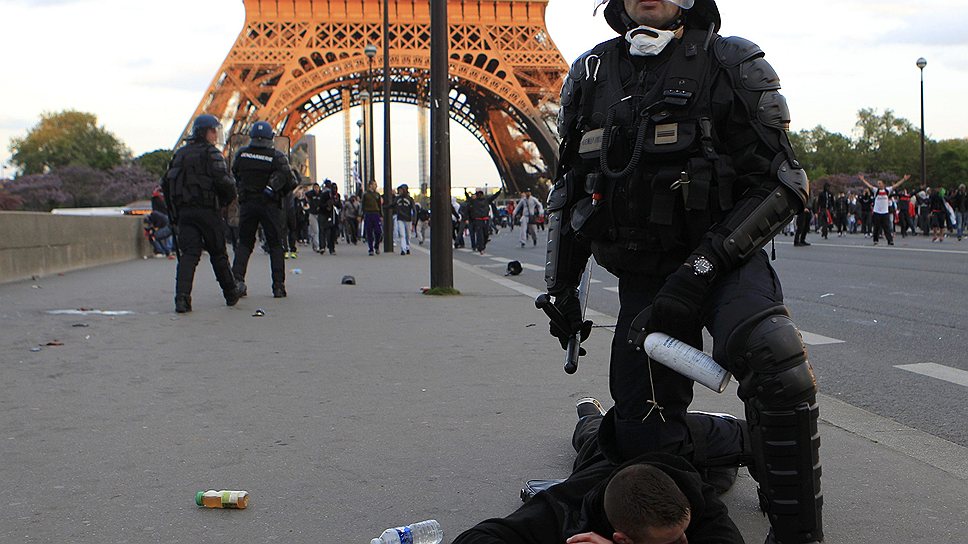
left=705, top=160, right=808, bottom=268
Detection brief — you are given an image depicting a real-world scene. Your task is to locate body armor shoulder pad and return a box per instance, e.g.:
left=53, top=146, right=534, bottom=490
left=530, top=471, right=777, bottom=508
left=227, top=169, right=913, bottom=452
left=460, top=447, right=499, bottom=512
left=740, top=56, right=781, bottom=92
left=558, top=38, right=622, bottom=137
left=714, top=36, right=763, bottom=67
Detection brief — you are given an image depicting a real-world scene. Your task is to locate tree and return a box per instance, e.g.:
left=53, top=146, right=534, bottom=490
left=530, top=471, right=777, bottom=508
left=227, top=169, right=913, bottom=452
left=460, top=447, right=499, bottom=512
left=929, top=138, right=968, bottom=190
left=0, top=190, right=23, bottom=211
left=0, top=165, right=157, bottom=211
left=8, top=110, right=130, bottom=175
left=853, top=108, right=920, bottom=179
left=2, top=173, right=70, bottom=211
left=134, top=149, right=173, bottom=179
left=790, top=126, right=860, bottom=180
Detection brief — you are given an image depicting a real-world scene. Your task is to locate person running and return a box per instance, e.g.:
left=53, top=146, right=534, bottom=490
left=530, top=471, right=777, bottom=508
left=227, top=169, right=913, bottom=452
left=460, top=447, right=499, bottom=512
left=515, top=188, right=543, bottom=248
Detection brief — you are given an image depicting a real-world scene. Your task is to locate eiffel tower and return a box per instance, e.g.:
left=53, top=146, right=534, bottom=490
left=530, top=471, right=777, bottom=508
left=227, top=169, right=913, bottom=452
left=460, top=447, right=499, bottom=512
left=183, top=0, right=570, bottom=193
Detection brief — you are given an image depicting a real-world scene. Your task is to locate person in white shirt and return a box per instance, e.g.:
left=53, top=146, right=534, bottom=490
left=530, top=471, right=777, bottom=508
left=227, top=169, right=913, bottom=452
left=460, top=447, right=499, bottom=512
left=515, top=188, right=543, bottom=247
left=859, top=173, right=910, bottom=246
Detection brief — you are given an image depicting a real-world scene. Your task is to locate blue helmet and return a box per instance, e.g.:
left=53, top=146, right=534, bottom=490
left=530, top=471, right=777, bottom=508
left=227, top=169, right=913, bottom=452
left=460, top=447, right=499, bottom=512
left=191, top=114, right=221, bottom=139
left=250, top=121, right=274, bottom=140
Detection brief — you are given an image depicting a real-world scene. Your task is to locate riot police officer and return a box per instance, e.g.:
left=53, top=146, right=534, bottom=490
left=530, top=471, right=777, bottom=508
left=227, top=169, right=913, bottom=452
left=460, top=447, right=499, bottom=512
left=545, top=1, right=822, bottom=542
left=231, top=121, right=296, bottom=298
left=162, top=114, right=239, bottom=313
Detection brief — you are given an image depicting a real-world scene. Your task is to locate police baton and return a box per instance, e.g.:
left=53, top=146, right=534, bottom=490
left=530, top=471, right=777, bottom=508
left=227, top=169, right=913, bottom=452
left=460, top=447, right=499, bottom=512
left=535, top=262, right=593, bottom=374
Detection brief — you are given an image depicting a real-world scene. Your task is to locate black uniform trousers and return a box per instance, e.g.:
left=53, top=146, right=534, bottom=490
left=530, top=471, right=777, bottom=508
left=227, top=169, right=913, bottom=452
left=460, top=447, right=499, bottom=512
left=607, top=250, right=782, bottom=463
left=174, top=208, right=236, bottom=296
left=232, top=197, right=286, bottom=286
left=471, top=219, right=490, bottom=251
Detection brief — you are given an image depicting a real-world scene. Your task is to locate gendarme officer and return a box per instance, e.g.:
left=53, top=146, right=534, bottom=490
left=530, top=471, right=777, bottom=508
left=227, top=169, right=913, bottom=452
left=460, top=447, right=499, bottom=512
left=162, top=114, right=239, bottom=313
left=231, top=121, right=296, bottom=298
left=546, top=1, right=822, bottom=542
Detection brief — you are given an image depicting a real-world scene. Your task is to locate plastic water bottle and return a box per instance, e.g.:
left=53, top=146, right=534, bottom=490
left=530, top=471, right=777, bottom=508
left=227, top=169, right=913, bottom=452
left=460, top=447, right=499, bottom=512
left=643, top=333, right=732, bottom=393
left=195, top=489, right=249, bottom=509
left=370, top=519, right=443, bottom=544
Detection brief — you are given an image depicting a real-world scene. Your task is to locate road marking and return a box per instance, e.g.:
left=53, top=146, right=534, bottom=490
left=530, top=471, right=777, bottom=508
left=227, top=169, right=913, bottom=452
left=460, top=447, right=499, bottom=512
left=800, top=331, right=845, bottom=345
left=776, top=240, right=968, bottom=256
left=431, top=246, right=968, bottom=480
left=896, top=363, right=968, bottom=388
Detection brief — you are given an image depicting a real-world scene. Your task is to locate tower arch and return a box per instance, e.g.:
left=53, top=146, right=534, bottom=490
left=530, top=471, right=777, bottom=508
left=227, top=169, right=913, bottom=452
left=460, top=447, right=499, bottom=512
left=183, top=0, right=570, bottom=193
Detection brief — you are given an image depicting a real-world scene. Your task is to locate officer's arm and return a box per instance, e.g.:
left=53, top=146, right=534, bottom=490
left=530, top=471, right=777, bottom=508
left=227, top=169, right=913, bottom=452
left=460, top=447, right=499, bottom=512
left=685, top=37, right=809, bottom=279
left=270, top=152, right=296, bottom=194
left=231, top=151, right=242, bottom=180
left=545, top=51, right=595, bottom=296
left=209, top=147, right=237, bottom=204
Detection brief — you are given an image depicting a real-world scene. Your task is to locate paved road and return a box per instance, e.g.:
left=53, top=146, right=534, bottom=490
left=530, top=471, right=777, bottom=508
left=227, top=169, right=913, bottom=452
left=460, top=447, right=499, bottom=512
left=451, top=226, right=968, bottom=447
left=1, top=237, right=966, bottom=543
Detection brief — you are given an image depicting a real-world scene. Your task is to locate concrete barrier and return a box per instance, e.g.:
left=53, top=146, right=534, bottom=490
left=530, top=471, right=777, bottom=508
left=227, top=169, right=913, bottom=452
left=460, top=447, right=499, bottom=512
left=0, top=211, right=151, bottom=284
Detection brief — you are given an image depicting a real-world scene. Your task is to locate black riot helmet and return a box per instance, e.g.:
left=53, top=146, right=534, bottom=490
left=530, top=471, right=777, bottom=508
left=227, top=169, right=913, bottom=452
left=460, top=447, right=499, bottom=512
left=601, top=0, right=721, bottom=34
left=191, top=114, right=221, bottom=140
left=249, top=121, right=274, bottom=140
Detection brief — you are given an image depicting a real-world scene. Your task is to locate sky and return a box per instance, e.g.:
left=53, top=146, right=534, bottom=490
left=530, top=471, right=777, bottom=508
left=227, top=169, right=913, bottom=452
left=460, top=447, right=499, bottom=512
left=1, top=0, right=966, bottom=189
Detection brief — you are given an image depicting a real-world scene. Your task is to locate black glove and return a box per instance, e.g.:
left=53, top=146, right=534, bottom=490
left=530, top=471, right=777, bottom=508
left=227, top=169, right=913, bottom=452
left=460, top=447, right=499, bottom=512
left=549, top=290, right=593, bottom=355
left=643, top=265, right=711, bottom=341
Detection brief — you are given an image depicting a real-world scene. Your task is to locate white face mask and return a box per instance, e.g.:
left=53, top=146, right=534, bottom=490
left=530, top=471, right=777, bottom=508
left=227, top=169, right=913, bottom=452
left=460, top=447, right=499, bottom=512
left=625, top=25, right=676, bottom=57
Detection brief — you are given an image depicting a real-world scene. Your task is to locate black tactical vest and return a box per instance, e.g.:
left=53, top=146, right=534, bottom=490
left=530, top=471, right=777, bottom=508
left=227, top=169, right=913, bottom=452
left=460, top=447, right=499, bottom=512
left=565, top=29, right=738, bottom=273
left=235, top=145, right=276, bottom=198
left=167, top=142, right=219, bottom=209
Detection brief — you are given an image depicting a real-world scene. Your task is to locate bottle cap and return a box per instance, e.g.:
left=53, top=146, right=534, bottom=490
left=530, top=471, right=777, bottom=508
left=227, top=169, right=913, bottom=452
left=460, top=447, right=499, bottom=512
left=195, top=491, right=204, bottom=506
left=370, top=539, right=382, bottom=544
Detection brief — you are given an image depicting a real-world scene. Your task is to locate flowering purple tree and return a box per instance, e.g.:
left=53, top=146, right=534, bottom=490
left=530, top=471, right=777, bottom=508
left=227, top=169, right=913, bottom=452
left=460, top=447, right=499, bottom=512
left=1, top=165, right=159, bottom=211
left=3, top=173, right=70, bottom=211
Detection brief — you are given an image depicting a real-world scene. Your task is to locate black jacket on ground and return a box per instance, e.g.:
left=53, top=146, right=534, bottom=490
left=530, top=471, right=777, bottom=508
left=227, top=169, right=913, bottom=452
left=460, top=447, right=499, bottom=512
left=453, top=452, right=743, bottom=544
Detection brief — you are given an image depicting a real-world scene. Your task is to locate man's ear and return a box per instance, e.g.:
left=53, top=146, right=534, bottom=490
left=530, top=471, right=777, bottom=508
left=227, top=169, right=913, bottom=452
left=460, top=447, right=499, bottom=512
left=613, top=531, right=633, bottom=544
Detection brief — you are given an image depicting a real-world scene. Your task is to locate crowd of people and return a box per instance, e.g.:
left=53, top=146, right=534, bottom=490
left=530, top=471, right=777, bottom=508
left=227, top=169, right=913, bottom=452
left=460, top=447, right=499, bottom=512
left=787, top=177, right=967, bottom=246
left=144, top=166, right=553, bottom=264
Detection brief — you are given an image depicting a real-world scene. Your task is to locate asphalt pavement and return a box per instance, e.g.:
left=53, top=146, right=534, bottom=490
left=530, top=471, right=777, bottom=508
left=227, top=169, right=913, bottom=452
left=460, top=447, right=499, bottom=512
left=460, top=226, right=968, bottom=448
left=1, top=233, right=966, bottom=543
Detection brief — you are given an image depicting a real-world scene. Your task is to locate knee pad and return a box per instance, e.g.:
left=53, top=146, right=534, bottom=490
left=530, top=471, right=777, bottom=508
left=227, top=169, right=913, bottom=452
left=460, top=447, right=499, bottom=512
left=727, top=309, right=817, bottom=407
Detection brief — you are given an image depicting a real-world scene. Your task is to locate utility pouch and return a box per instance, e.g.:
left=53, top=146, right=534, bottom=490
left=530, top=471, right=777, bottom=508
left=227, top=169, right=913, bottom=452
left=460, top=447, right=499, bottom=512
left=684, top=158, right=712, bottom=211
left=572, top=195, right=610, bottom=240
left=715, top=157, right=737, bottom=211
left=650, top=168, right=681, bottom=226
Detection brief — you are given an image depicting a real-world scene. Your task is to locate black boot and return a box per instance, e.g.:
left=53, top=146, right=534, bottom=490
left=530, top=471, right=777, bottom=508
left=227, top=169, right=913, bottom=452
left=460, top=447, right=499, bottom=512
left=272, top=283, right=287, bottom=298
left=224, top=287, right=240, bottom=307
left=236, top=280, right=248, bottom=298
left=174, top=294, right=192, bottom=313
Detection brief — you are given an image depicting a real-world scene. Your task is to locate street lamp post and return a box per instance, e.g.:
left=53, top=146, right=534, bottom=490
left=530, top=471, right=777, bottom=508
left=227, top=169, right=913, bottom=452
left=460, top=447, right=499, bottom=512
left=430, top=0, right=453, bottom=288
left=357, top=107, right=368, bottom=191
left=364, top=44, right=377, bottom=187
left=917, top=57, right=927, bottom=187
left=382, top=0, right=394, bottom=254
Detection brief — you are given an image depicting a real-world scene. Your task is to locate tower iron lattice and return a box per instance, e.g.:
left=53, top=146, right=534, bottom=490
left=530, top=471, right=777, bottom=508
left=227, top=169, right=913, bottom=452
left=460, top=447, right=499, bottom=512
left=181, top=0, right=569, bottom=193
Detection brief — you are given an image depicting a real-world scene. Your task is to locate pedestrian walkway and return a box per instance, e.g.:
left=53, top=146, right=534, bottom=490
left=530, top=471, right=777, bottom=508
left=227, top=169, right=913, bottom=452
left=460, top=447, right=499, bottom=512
left=1, top=243, right=965, bottom=543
